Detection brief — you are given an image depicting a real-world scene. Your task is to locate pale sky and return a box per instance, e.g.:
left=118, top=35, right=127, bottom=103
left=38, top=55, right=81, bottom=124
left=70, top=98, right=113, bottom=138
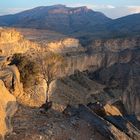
left=0, top=0, right=140, bottom=18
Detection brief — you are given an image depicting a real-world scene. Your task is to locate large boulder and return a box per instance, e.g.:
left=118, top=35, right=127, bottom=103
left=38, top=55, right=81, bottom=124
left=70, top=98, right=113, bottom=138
left=0, top=65, right=23, bottom=99
left=64, top=104, right=131, bottom=140
left=21, top=79, right=47, bottom=107
left=0, top=80, right=17, bottom=139
left=103, top=104, right=122, bottom=116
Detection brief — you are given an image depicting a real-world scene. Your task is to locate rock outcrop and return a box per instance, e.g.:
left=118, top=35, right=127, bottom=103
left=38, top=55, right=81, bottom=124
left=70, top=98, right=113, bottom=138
left=47, top=38, right=84, bottom=54
left=0, top=28, right=22, bottom=44
left=103, top=104, right=122, bottom=116
left=89, top=38, right=140, bottom=52
left=64, top=104, right=133, bottom=140
left=123, top=77, right=140, bottom=115
left=95, top=103, right=140, bottom=140
left=0, top=80, right=17, bottom=139
left=0, top=59, right=23, bottom=138
left=20, top=79, right=47, bottom=107
left=0, top=28, right=39, bottom=56
left=0, top=65, right=23, bottom=99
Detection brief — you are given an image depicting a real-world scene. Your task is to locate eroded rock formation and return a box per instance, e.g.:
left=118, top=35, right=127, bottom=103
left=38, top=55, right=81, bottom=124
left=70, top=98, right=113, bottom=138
left=0, top=80, right=17, bottom=139
left=0, top=28, right=39, bottom=56
left=47, top=38, right=84, bottom=53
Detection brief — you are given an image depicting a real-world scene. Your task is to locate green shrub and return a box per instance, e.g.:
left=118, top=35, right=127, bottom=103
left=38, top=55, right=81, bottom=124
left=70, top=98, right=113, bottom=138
left=10, top=53, right=40, bottom=88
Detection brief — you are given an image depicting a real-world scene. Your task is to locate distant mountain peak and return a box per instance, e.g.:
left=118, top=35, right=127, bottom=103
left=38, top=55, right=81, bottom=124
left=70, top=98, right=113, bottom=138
left=46, top=5, right=90, bottom=14
left=0, top=5, right=111, bottom=34
left=51, top=4, right=66, bottom=8
left=69, top=6, right=90, bottom=14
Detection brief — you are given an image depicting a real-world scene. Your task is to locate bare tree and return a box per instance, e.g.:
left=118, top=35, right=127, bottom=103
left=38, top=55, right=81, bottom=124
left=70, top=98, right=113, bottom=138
left=37, top=51, right=65, bottom=102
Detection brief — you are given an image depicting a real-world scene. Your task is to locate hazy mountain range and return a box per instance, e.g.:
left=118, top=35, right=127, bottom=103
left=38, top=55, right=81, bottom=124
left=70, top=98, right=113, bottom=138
left=0, top=4, right=140, bottom=43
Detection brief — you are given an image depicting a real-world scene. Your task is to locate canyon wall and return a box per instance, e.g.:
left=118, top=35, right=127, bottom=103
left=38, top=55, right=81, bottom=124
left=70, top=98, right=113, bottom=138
left=53, top=37, right=140, bottom=116
left=1, top=28, right=140, bottom=115
left=0, top=28, right=39, bottom=56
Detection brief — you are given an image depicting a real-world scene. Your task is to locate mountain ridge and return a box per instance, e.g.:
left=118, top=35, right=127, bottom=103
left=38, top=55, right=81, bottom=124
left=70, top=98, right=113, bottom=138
left=0, top=5, right=140, bottom=44
left=0, top=5, right=111, bottom=34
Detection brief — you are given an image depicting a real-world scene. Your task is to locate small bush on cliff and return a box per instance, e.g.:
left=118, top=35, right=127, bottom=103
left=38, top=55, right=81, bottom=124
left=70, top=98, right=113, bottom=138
left=37, top=51, right=65, bottom=101
left=10, top=53, right=40, bottom=88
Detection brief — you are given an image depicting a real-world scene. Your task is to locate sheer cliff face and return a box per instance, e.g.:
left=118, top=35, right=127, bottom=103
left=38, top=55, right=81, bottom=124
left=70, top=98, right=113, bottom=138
left=0, top=28, right=39, bottom=56
left=122, top=56, right=140, bottom=115
left=62, top=38, right=140, bottom=75
left=123, top=78, right=140, bottom=115
left=46, top=38, right=84, bottom=53
left=86, top=39, right=140, bottom=115
left=60, top=38, right=140, bottom=116
left=88, top=38, right=140, bottom=52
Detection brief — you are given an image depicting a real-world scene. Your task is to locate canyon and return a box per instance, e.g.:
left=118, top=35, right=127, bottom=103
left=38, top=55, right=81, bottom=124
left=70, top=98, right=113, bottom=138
left=0, top=27, right=140, bottom=140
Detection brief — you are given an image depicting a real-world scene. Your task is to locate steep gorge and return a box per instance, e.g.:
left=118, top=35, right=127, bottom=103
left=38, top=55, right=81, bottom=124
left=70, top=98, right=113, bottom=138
left=0, top=28, right=140, bottom=139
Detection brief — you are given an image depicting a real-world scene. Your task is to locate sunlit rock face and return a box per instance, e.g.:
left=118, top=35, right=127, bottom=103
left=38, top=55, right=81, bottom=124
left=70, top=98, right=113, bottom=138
left=0, top=63, right=47, bottom=108
left=47, top=38, right=84, bottom=53
left=0, top=65, right=23, bottom=98
left=0, top=28, right=22, bottom=44
left=103, top=104, right=122, bottom=116
left=0, top=61, right=24, bottom=138
left=0, top=80, right=17, bottom=138
left=0, top=28, right=39, bottom=56
left=21, top=79, right=47, bottom=107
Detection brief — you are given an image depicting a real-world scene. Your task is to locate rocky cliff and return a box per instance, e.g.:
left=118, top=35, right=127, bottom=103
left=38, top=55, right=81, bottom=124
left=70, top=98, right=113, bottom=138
left=0, top=62, right=23, bottom=139
left=86, top=50, right=140, bottom=117
left=1, top=28, right=140, bottom=115
left=0, top=28, right=39, bottom=56
left=46, top=37, right=140, bottom=119
left=0, top=28, right=140, bottom=139
left=88, top=38, right=140, bottom=52
left=46, top=38, right=84, bottom=54
left=62, top=37, right=140, bottom=76
left=0, top=80, right=17, bottom=139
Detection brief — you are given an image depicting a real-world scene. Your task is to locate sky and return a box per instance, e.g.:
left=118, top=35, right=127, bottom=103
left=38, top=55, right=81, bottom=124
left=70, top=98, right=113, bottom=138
left=0, top=0, right=140, bottom=18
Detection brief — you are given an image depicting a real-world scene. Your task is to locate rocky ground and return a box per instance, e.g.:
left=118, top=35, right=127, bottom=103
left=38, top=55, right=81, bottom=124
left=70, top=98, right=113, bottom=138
left=6, top=105, right=105, bottom=140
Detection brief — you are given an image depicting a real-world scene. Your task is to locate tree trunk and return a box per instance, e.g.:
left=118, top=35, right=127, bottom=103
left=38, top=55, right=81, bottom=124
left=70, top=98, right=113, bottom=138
left=46, top=82, right=50, bottom=102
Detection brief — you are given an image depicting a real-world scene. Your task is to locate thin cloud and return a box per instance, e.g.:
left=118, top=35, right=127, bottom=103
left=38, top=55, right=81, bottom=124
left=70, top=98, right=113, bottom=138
left=127, top=6, right=140, bottom=13
left=92, top=5, right=115, bottom=9
left=101, top=6, right=140, bottom=19
left=0, top=8, right=29, bottom=15
left=68, top=3, right=115, bottom=10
